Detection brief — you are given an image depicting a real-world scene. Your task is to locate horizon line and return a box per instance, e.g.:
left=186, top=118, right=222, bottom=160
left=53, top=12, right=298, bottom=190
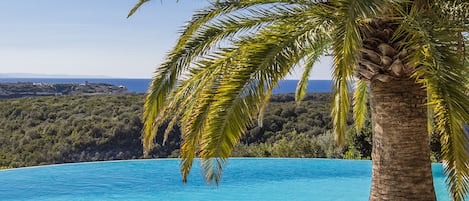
left=0, top=76, right=333, bottom=81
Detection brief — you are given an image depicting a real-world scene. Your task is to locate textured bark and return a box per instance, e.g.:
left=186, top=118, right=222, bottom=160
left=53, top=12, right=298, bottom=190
left=356, top=18, right=415, bottom=83
left=369, top=79, right=436, bottom=201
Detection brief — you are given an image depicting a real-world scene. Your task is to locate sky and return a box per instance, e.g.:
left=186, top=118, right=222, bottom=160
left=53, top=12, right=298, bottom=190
left=0, top=0, right=333, bottom=79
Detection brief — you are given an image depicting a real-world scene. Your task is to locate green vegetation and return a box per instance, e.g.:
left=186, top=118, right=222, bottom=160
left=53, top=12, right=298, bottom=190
left=0, top=93, right=374, bottom=168
left=0, top=95, right=144, bottom=167
left=231, top=93, right=367, bottom=159
left=0, top=93, right=444, bottom=168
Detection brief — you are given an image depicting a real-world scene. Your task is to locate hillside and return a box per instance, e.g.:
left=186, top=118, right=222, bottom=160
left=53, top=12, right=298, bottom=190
left=0, top=95, right=143, bottom=167
left=0, top=93, right=440, bottom=168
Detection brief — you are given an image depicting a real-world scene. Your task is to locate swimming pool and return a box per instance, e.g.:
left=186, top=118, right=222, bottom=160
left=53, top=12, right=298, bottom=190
left=0, top=158, right=451, bottom=201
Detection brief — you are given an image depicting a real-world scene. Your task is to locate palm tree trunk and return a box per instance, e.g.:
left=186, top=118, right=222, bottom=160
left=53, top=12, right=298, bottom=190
left=369, top=79, right=436, bottom=201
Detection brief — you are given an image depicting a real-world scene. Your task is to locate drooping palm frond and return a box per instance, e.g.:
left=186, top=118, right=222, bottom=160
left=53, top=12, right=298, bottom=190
left=141, top=0, right=324, bottom=154
left=142, top=0, right=308, bottom=154
left=353, top=79, right=368, bottom=133
left=329, top=0, right=388, bottom=145
left=295, top=57, right=315, bottom=104
left=396, top=2, right=469, bottom=200
left=426, top=55, right=469, bottom=201
left=194, top=17, right=335, bottom=184
left=154, top=3, right=318, bottom=146
left=127, top=0, right=150, bottom=18
left=295, top=52, right=327, bottom=104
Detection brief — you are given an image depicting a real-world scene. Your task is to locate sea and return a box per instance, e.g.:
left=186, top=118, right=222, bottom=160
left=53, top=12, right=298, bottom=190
left=0, top=78, right=333, bottom=94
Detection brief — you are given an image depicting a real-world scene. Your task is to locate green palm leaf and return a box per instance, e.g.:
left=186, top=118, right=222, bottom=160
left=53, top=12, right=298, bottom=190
left=398, top=4, right=469, bottom=200
left=353, top=79, right=368, bottom=133
left=127, top=0, right=150, bottom=18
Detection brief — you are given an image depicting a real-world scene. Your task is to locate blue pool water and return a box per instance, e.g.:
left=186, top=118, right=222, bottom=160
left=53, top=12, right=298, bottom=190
left=0, top=159, right=451, bottom=201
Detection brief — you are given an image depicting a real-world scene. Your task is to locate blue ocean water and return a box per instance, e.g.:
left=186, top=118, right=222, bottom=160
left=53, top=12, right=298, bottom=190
left=0, top=159, right=451, bottom=201
left=0, top=78, right=332, bottom=94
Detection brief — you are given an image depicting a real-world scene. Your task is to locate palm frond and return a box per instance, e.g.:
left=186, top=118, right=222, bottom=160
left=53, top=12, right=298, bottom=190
left=329, top=0, right=391, bottom=145
left=426, top=87, right=434, bottom=136
left=141, top=1, right=267, bottom=155
left=180, top=84, right=217, bottom=183
left=257, top=84, right=274, bottom=127
left=427, top=74, right=469, bottom=201
left=127, top=0, right=151, bottom=18
left=295, top=53, right=325, bottom=103
left=168, top=51, right=238, bottom=182
left=330, top=0, right=366, bottom=146
left=142, top=0, right=316, bottom=156
left=400, top=3, right=469, bottom=199
left=196, top=19, right=333, bottom=184
left=353, top=79, right=368, bottom=133
left=294, top=14, right=332, bottom=103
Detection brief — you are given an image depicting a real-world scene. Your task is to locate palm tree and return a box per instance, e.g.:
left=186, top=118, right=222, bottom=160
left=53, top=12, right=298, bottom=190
left=129, top=0, right=469, bottom=200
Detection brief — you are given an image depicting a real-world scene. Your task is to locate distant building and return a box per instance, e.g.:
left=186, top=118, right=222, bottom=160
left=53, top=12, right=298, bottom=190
left=79, top=81, right=89, bottom=86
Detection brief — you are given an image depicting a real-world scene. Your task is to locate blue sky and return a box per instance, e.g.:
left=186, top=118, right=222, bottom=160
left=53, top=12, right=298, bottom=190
left=0, top=0, right=332, bottom=79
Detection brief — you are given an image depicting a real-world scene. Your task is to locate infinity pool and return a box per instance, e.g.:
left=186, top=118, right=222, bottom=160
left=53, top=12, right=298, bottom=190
left=0, top=158, right=451, bottom=201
